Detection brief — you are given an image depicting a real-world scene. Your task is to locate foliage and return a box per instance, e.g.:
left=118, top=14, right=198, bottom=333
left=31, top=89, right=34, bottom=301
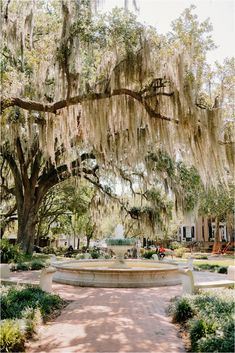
left=146, top=150, right=203, bottom=213
left=198, top=332, right=232, bottom=352
left=173, top=247, right=188, bottom=258
left=190, top=318, right=216, bottom=351
left=170, top=289, right=235, bottom=352
left=89, top=249, right=100, bottom=259
left=21, top=307, right=42, bottom=338
left=193, top=254, right=208, bottom=260
left=172, top=297, right=194, bottom=323
left=176, top=162, right=202, bottom=211
left=1, top=0, right=234, bottom=255
left=15, top=262, right=31, bottom=271
left=1, top=286, right=65, bottom=322
left=30, top=260, right=45, bottom=271
left=36, top=179, right=94, bottom=244
left=193, top=263, right=228, bottom=273
left=169, top=241, right=183, bottom=250
left=0, top=320, right=25, bottom=353
left=141, top=250, right=156, bottom=259
left=127, top=186, right=174, bottom=233
left=217, top=266, right=228, bottom=274
left=10, top=257, right=47, bottom=272
left=0, top=239, right=22, bottom=263
left=169, top=4, right=216, bottom=89
left=146, top=150, right=175, bottom=178
left=41, top=246, right=64, bottom=255
left=197, top=319, right=234, bottom=352
left=75, top=253, right=86, bottom=260
left=77, top=7, right=145, bottom=83
left=199, top=184, right=234, bottom=221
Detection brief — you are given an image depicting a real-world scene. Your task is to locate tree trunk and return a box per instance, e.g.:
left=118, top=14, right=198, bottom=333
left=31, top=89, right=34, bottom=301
left=212, top=217, right=221, bottom=253
left=0, top=224, right=7, bottom=238
left=86, top=235, right=91, bottom=250
left=17, top=204, right=38, bottom=254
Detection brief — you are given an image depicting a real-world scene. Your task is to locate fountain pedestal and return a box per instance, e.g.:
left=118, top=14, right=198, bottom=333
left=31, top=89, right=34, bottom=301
left=109, top=245, right=130, bottom=268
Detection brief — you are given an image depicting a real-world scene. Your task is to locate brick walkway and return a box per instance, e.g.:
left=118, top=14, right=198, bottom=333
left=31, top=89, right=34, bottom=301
left=26, top=285, right=184, bottom=353
left=7, top=270, right=227, bottom=353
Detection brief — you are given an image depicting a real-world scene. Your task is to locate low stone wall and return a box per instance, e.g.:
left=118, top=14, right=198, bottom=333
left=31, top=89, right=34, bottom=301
left=53, top=260, right=182, bottom=288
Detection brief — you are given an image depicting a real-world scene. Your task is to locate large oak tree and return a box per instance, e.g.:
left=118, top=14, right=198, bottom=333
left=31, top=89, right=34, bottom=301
left=1, top=1, right=234, bottom=253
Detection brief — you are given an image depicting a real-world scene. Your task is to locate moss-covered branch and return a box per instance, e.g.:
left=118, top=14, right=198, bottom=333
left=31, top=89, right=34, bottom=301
left=1, top=88, right=177, bottom=123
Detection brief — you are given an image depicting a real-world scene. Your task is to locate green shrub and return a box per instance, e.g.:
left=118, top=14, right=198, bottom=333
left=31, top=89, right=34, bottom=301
left=197, top=336, right=223, bottom=353
left=12, top=259, right=46, bottom=272
left=195, top=263, right=220, bottom=272
left=193, top=291, right=234, bottom=318
left=142, top=250, right=156, bottom=259
left=0, top=320, right=25, bottom=353
left=174, top=247, right=187, bottom=258
left=194, top=254, right=208, bottom=260
left=190, top=319, right=216, bottom=351
left=220, top=319, right=235, bottom=352
left=90, top=249, right=100, bottom=259
left=30, top=260, right=45, bottom=270
left=172, top=297, right=194, bottom=323
left=76, top=253, right=85, bottom=259
left=170, top=290, right=235, bottom=352
left=21, top=307, right=42, bottom=338
left=16, top=262, right=31, bottom=271
left=194, top=263, right=228, bottom=273
left=197, top=320, right=234, bottom=353
left=41, top=246, right=62, bottom=255
left=1, top=286, right=65, bottom=321
left=217, top=266, right=227, bottom=274
left=0, top=239, right=22, bottom=263
left=169, top=241, right=182, bottom=250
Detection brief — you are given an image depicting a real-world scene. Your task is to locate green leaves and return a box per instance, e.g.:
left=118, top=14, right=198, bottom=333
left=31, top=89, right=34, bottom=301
left=170, top=289, right=235, bottom=353
left=199, top=184, right=234, bottom=220
left=146, top=149, right=202, bottom=212
left=176, top=162, right=202, bottom=211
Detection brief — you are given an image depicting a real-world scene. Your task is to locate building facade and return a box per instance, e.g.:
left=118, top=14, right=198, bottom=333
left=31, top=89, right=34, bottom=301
left=179, top=217, right=231, bottom=243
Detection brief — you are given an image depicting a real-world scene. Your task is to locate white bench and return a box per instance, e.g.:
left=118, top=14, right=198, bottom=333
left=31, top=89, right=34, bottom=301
left=0, top=264, right=10, bottom=279
left=39, top=266, right=56, bottom=293
left=180, top=266, right=235, bottom=294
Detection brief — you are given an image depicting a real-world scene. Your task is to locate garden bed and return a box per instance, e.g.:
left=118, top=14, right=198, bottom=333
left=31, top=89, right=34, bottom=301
left=0, top=285, right=67, bottom=352
left=168, top=288, right=235, bottom=352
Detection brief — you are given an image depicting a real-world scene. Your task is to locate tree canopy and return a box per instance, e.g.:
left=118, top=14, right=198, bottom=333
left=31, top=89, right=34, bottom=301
left=0, top=0, right=234, bottom=252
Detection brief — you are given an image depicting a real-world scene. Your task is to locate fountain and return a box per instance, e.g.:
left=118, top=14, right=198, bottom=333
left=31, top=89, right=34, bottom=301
left=106, top=224, right=135, bottom=268
left=53, top=225, right=183, bottom=288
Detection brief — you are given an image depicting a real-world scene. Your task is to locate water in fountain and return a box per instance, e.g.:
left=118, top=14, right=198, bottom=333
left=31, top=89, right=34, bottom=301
left=108, top=224, right=130, bottom=268
left=114, top=224, right=124, bottom=239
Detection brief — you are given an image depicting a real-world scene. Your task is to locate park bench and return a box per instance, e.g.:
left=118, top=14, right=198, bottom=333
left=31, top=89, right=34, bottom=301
left=0, top=266, right=56, bottom=293
left=180, top=266, right=235, bottom=294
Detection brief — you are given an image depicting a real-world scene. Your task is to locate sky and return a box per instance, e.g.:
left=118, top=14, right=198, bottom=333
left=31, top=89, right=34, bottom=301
left=99, top=0, right=235, bottom=64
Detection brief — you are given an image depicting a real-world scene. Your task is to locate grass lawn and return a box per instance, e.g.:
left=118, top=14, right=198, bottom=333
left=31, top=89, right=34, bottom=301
left=193, top=255, right=235, bottom=266
left=194, top=259, right=235, bottom=267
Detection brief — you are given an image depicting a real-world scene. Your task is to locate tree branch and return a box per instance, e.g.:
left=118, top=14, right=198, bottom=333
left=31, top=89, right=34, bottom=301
left=1, top=88, right=178, bottom=123
left=16, top=138, right=29, bottom=190
left=2, top=149, right=24, bottom=207
left=30, top=151, right=42, bottom=189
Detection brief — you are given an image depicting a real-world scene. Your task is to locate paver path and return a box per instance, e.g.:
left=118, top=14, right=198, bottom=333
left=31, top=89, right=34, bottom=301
left=27, top=285, right=185, bottom=353
left=8, top=269, right=227, bottom=353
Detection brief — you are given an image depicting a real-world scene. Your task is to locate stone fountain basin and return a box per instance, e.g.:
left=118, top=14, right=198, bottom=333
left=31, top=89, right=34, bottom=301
left=53, top=259, right=182, bottom=288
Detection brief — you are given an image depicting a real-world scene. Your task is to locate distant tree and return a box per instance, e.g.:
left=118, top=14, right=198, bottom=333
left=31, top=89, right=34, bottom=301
left=36, top=179, right=95, bottom=247
left=199, top=184, right=234, bottom=247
